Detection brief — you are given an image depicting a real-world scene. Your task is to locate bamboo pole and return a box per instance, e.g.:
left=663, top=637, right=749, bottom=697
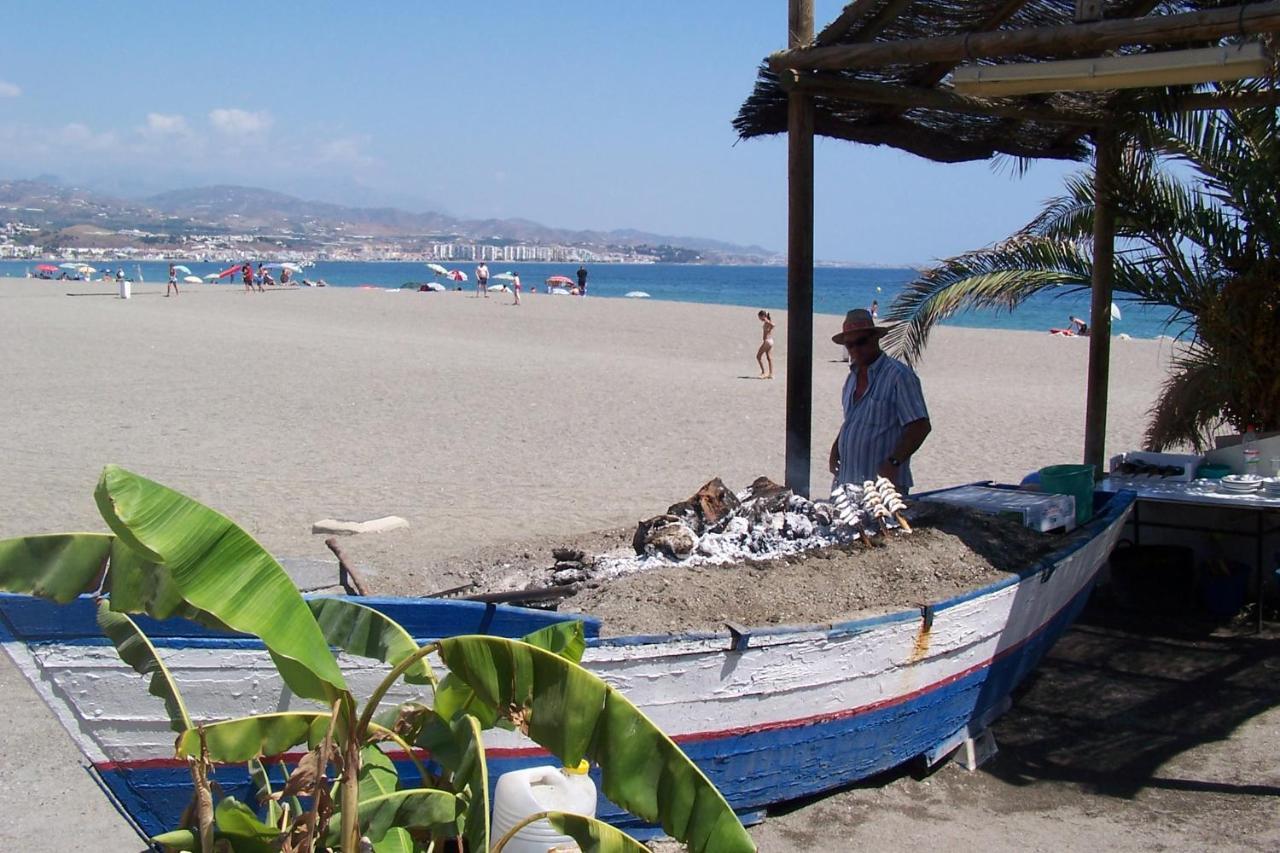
left=1084, top=126, right=1117, bottom=476
left=769, top=1, right=1280, bottom=72
left=786, top=0, right=816, bottom=497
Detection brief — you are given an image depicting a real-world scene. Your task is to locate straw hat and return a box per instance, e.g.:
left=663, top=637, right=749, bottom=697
left=831, top=308, right=891, bottom=346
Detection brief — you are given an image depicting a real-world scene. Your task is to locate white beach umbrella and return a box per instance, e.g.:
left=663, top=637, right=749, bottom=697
left=491, top=272, right=516, bottom=281
left=264, top=262, right=303, bottom=272
left=203, top=273, right=221, bottom=281
left=182, top=275, right=202, bottom=284
left=426, top=263, right=450, bottom=276
left=1110, top=302, right=1122, bottom=321
left=173, top=265, right=192, bottom=275
left=58, top=262, right=83, bottom=270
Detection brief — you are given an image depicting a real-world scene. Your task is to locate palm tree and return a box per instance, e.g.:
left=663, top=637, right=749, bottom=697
left=882, top=83, right=1279, bottom=452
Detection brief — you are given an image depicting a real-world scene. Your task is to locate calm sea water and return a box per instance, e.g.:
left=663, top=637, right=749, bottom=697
left=1, top=260, right=1185, bottom=339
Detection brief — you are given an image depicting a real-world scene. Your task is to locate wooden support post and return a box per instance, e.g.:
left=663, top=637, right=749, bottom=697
left=786, top=0, right=816, bottom=497
left=1083, top=126, right=1117, bottom=477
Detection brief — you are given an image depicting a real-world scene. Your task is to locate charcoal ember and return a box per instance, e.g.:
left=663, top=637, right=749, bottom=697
left=812, top=503, right=834, bottom=526
left=741, top=476, right=792, bottom=513
left=787, top=494, right=815, bottom=515
left=668, top=477, right=742, bottom=534
left=552, top=547, right=585, bottom=563
left=724, top=516, right=750, bottom=539
left=633, top=514, right=680, bottom=554
left=642, top=519, right=698, bottom=560
left=554, top=561, right=584, bottom=572
left=783, top=512, right=814, bottom=540
left=553, top=568, right=586, bottom=585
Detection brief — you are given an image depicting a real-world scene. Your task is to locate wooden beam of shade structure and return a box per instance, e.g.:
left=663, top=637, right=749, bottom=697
left=1084, top=126, right=1118, bottom=477
left=768, top=1, right=1280, bottom=72
left=786, top=0, right=816, bottom=497
left=785, top=74, right=1103, bottom=124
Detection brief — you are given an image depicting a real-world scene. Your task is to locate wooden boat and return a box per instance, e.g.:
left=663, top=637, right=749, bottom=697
left=0, top=487, right=1135, bottom=842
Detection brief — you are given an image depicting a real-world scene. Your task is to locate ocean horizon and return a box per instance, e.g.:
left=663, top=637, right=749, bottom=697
left=1, top=260, right=1186, bottom=340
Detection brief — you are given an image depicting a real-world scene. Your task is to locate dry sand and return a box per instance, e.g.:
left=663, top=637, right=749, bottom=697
left=1, top=275, right=1275, bottom=850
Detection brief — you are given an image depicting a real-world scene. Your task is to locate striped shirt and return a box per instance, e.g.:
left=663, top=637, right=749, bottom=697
left=836, top=353, right=929, bottom=490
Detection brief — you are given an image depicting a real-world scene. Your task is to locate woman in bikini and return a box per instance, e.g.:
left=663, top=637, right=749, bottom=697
left=756, top=310, right=775, bottom=379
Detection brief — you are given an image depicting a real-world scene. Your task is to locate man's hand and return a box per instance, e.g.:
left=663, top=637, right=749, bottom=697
left=828, top=441, right=840, bottom=476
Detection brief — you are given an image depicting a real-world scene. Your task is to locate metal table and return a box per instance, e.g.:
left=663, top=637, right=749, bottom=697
left=1098, top=478, right=1280, bottom=631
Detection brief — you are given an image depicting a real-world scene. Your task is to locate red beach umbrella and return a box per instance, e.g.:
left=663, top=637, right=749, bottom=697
left=216, top=264, right=244, bottom=279
left=448, top=269, right=467, bottom=282
left=546, top=275, right=574, bottom=286
left=36, top=264, right=58, bottom=272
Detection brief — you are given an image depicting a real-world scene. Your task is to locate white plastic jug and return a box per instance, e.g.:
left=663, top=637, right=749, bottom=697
left=491, top=763, right=597, bottom=852
left=119, top=280, right=131, bottom=299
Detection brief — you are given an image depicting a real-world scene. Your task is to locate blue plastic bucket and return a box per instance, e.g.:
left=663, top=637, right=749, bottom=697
left=1038, top=464, right=1094, bottom=525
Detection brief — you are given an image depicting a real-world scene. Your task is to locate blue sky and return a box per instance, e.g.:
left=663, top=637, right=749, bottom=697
left=0, top=1, right=1082, bottom=264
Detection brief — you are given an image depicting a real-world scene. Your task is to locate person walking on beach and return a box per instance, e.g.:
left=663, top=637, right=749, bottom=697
left=828, top=308, right=931, bottom=493
left=756, top=310, right=775, bottom=379
left=166, top=263, right=179, bottom=297
left=577, top=264, right=588, bottom=296
left=870, top=299, right=879, bottom=321
left=511, top=271, right=522, bottom=306
left=475, top=262, right=489, bottom=298
left=242, top=263, right=255, bottom=293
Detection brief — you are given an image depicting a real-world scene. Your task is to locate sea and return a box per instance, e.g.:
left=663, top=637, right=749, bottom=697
left=1, top=260, right=1185, bottom=340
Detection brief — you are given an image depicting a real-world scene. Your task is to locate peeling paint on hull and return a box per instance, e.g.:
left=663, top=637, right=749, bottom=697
left=0, top=490, right=1134, bottom=842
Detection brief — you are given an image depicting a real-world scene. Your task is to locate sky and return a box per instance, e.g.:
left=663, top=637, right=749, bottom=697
left=0, top=1, right=1085, bottom=265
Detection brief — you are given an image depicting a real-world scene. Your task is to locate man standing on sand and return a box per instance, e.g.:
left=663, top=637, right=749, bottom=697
left=576, top=263, right=588, bottom=296
left=511, top=271, right=522, bottom=306
left=828, top=308, right=930, bottom=493
left=166, top=263, right=179, bottom=297
left=475, top=261, right=489, bottom=298
left=242, top=263, right=255, bottom=293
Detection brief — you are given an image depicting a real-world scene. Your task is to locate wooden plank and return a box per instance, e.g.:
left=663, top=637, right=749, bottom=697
left=770, top=1, right=1280, bottom=71
left=1084, top=127, right=1117, bottom=476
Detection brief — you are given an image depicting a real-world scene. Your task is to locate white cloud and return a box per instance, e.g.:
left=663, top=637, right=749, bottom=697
left=59, top=122, right=119, bottom=151
left=208, top=108, right=273, bottom=135
left=144, top=113, right=190, bottom=136
left=0, top=81, right=20, bottom=98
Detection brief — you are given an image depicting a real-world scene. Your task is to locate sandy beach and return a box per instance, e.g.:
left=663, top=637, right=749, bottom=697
left=1, top=275, right=1275, bottom=850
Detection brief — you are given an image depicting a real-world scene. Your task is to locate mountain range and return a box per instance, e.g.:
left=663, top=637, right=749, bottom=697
left=0, top=178, right=779, bottom=262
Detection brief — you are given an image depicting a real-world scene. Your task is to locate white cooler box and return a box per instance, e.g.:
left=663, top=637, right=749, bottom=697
left=920, top=485, right=1076, bottom=533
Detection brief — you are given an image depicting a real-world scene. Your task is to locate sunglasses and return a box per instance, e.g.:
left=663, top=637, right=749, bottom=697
left=845, top=336, right=874, bottom=347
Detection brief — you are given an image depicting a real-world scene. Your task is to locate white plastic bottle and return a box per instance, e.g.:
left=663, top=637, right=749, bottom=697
left=1242, top=424, right=1260, bottom=477
left=491, top=762, right=598, bottom=853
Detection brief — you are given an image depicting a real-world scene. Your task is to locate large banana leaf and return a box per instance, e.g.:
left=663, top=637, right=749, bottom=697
left=546, top=813, right=650, bottom=853
left=96, top=601, right=192, bottom=733
left=105, top=538, right=187, bottom=619
left=451, top=714, right=489, bottom=853
left=338, top=790, right=460, bottom=845
left=93, top=465, right=345, bottom=701
left=438, top=636, right=755, bottom=853
left=358, top=744, right=400, bottom=802
left=175, top=712, right=330, bottom=763
left=373, top=827, right=416, bottom=853
left=308, top=598, right=433, bottom=685
left=152, top=798, right=280, bottom=853
left=0, top=533, right=111, bottom=602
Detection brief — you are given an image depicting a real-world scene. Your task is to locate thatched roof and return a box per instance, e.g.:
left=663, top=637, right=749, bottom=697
left=734, top=0, right=1279, bottom=163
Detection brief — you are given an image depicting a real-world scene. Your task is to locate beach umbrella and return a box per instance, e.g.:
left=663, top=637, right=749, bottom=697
left=492, top=272, right=516, bottom=281
left=1110, top=302, right=1122, bottom=321
left=172, top=265, right=192, bottom=275
left=182, top=275, right=202, bottom=284
left=546, top=275, right=574, bottom=286
left=203, top=273, right=221, bottom=281
left=36, top=264, right=58, bottom=272
left=77, top=265, right=97, bottom=274
left=264, top=262, right=303, bottom=272
left=216, top=263, right=244, bottom=279
left=424, top=281, right=446, bottom=292
left=426, top=263, right=450, bottom=276
left=448, top=269, right=467, bottom=282
left=58, top=262, right=85, bottom=270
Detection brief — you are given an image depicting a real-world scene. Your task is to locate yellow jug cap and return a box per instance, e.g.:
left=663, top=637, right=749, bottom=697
left=564, top=760, right=590, bottom=775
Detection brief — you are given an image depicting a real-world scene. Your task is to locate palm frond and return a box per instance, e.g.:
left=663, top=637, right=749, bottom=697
left=1143, top=346, right=1230, bottom=452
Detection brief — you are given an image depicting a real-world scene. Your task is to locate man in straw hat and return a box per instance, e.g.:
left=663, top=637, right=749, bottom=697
left=828, top=308, right=931, bottom=492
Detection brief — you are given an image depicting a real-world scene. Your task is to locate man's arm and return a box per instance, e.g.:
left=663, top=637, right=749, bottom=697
left=829, top=437, right=840, bottom=476
left=876, top=418, right=931, bottom=481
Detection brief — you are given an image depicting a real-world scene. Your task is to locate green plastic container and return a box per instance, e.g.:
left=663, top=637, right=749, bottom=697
left=1038, top=464, right=1094, bottom=525
left=1197, top=463, right=1231, bottom=479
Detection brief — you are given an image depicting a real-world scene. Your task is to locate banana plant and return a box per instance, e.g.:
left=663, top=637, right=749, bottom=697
left=0, top=465, right=756, bottom=852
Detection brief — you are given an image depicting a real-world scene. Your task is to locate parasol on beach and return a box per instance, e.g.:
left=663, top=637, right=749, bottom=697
left=426, top=263, right=450, bottom=276
left=491, top=272, right=516, bottom=281
left=216, top=264, right=244, bottom=279
left=172, top=265, right=193, bottom=275
left=182, top=275, right=202, bottom=284
left=448, top=269, right=467, bottom=282
left=1110, top=302, right=1122, bottom=321
left=36, top=264, right=58, bottom=272
left=58, top=262, right=85, bottom=270
left=546, top=275, right=574, bottom=286
left=203, top=273, right=221, bottom=281
left=264, top=262, right=303, bottom=272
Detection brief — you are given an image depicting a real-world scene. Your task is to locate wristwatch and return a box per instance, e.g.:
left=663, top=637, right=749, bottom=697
left=887, top=455, right=902, bottom=467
